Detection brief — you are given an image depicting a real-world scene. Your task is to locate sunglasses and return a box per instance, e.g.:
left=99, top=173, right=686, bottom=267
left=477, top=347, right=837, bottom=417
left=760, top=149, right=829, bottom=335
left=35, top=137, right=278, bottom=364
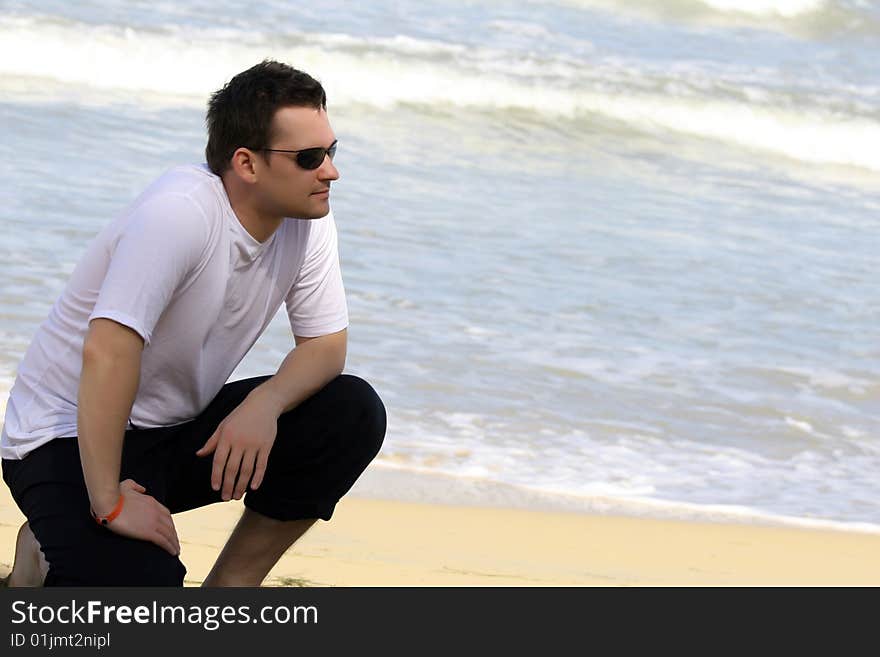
left=257, top=139, right=338, bottom=170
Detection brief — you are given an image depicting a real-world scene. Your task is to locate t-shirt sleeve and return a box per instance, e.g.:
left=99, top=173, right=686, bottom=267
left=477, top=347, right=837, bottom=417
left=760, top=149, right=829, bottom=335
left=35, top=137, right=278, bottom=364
left=89, top=193, right=209, bottom=345
left=285, top=209, right=349, bottom=337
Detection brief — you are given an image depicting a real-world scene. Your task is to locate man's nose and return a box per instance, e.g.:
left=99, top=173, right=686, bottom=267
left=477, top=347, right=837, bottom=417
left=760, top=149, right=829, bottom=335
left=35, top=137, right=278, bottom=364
left=318, top=155, right=339, bottom=182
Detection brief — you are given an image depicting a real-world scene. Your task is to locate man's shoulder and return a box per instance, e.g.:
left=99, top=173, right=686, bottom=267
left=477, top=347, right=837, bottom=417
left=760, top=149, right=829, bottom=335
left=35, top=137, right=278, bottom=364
left=102, top=164, right=226, bottom=250
left=130, top=164, right=228, bottom=225
left=149, top=163, right=221, bottom=200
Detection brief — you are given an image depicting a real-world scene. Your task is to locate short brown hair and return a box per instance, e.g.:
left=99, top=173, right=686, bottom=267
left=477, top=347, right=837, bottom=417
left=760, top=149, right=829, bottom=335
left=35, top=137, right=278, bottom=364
left=205, top=60, right=327, bottom=175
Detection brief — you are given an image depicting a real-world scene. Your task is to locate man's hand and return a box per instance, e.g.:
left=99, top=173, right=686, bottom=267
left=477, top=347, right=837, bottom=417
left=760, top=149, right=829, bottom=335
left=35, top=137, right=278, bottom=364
left=100, top=479, right=180, bottom=556
left=195, top=391, right=281, bottom=501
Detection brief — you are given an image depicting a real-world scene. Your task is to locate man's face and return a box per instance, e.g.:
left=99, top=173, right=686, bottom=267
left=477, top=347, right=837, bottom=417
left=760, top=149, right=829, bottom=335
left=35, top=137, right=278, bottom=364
left=255, top=105, right=339, bottom=220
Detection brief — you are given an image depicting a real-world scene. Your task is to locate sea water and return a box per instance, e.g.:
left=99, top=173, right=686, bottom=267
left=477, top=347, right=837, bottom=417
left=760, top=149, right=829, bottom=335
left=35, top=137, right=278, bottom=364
left=0, top=0, right=878, bottom=531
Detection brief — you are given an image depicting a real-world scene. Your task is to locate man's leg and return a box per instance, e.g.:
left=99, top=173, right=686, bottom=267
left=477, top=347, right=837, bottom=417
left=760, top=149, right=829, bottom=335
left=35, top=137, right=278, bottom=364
left=6, top=374, right=384, bottom=588
left=168, top=374, right=386, bottom=587
left=3, top=439, right=186, bottom=587
left=202, top=510, right=316, bottom=587
left=5, top=522, right=49, bottom=587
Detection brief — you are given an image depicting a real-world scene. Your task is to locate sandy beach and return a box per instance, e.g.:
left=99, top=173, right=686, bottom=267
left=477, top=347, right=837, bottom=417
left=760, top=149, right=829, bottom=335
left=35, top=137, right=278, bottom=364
left=2, top=474, right=879, bottom=586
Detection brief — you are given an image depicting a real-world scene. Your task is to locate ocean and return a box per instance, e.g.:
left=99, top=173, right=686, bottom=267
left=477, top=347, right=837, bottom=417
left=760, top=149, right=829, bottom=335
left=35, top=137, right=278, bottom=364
left=1, top=0, right=878, bottom=532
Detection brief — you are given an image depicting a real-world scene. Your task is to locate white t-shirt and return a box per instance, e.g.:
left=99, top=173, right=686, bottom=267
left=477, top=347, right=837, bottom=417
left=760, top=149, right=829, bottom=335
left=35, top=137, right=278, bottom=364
left=1, top=164, right=348, bottom=460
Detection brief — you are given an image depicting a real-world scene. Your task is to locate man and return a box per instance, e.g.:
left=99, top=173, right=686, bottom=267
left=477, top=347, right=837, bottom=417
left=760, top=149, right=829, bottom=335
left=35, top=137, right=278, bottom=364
left=1, top=60, right=386, bottom=586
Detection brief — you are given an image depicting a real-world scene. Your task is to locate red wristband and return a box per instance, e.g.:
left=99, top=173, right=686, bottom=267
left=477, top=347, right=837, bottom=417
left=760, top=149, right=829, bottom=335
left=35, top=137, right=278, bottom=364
left=91, top=494, right=124, bottom=526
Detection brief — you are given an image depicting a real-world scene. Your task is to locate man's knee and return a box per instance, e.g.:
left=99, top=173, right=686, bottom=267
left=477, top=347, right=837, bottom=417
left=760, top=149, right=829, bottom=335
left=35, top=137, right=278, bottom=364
left=333, top=374, right=386, bottom=458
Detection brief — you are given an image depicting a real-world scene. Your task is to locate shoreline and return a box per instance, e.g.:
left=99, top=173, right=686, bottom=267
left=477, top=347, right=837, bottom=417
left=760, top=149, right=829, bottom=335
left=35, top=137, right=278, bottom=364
left=2, top=414, right=879, bottom=585
left=2, top=468, right=880, bottom=586
left=1, top=395, right=877, bottom=537
left=0, top=400, right=880, bottom=535
left=1, top=407, right=878, bottom=540
left=349, top=462, right=880, bottom=536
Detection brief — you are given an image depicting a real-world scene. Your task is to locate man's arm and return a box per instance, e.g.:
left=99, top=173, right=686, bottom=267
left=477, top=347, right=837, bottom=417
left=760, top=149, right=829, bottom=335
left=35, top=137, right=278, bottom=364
left=78, top=318, right=180, bottom=555
left=78, top=319, right=142, bottom=514
left=196, top=328, right=347, bottom=501
left=258, top=328, right=347, bottom=415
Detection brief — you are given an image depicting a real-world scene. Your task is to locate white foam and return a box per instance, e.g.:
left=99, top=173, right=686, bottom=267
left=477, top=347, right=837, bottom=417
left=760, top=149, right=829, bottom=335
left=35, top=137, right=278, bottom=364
left=377, top=405, right=880, bottom=528
left=1, top=17, right=878, bottom=173
left=546, top=0, right=828, bottom=20
left=700, top=0, right=826, bottom=18
left=579, top=91, right=880, bottom=172
left=0, top=18, right=265, bottom=101
left=536, top=0, right=877, bottom=38
left=355, top=462, right=880, bottom=535
left=842, top=426, right=866, bottom=439
left=785, top=416, right=816, bottom=434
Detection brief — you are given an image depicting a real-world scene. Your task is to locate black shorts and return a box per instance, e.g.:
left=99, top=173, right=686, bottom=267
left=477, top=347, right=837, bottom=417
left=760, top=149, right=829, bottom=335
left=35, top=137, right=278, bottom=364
left=1, top=374, right=386, bottom=586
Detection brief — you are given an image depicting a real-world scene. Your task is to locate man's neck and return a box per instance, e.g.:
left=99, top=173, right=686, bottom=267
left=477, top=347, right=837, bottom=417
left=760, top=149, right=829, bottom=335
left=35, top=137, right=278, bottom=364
left=221, top=177, right=283, bottom=243
left=233, top=208, right=283, bottom=244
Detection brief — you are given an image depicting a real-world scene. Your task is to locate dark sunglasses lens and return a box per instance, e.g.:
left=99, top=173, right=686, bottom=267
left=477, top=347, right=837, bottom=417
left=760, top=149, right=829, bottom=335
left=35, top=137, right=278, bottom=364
left=296, top=148, right=325, bottom=170
left=295, top=143, right=337, bottom=169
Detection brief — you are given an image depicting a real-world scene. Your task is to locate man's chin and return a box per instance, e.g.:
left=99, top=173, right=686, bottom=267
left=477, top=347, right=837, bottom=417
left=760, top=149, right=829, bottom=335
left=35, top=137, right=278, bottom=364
left=288, top=204, right=331, bottom=220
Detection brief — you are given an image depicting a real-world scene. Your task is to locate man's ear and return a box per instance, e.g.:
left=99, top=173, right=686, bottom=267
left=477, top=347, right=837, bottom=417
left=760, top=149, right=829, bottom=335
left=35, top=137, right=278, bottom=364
left=230, top=147, right=259, bottom=183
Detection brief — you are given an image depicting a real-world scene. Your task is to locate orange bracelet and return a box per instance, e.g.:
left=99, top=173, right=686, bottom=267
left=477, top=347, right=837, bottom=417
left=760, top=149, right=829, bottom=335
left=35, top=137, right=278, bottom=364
left=91, top=495, right=124, bottom=526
